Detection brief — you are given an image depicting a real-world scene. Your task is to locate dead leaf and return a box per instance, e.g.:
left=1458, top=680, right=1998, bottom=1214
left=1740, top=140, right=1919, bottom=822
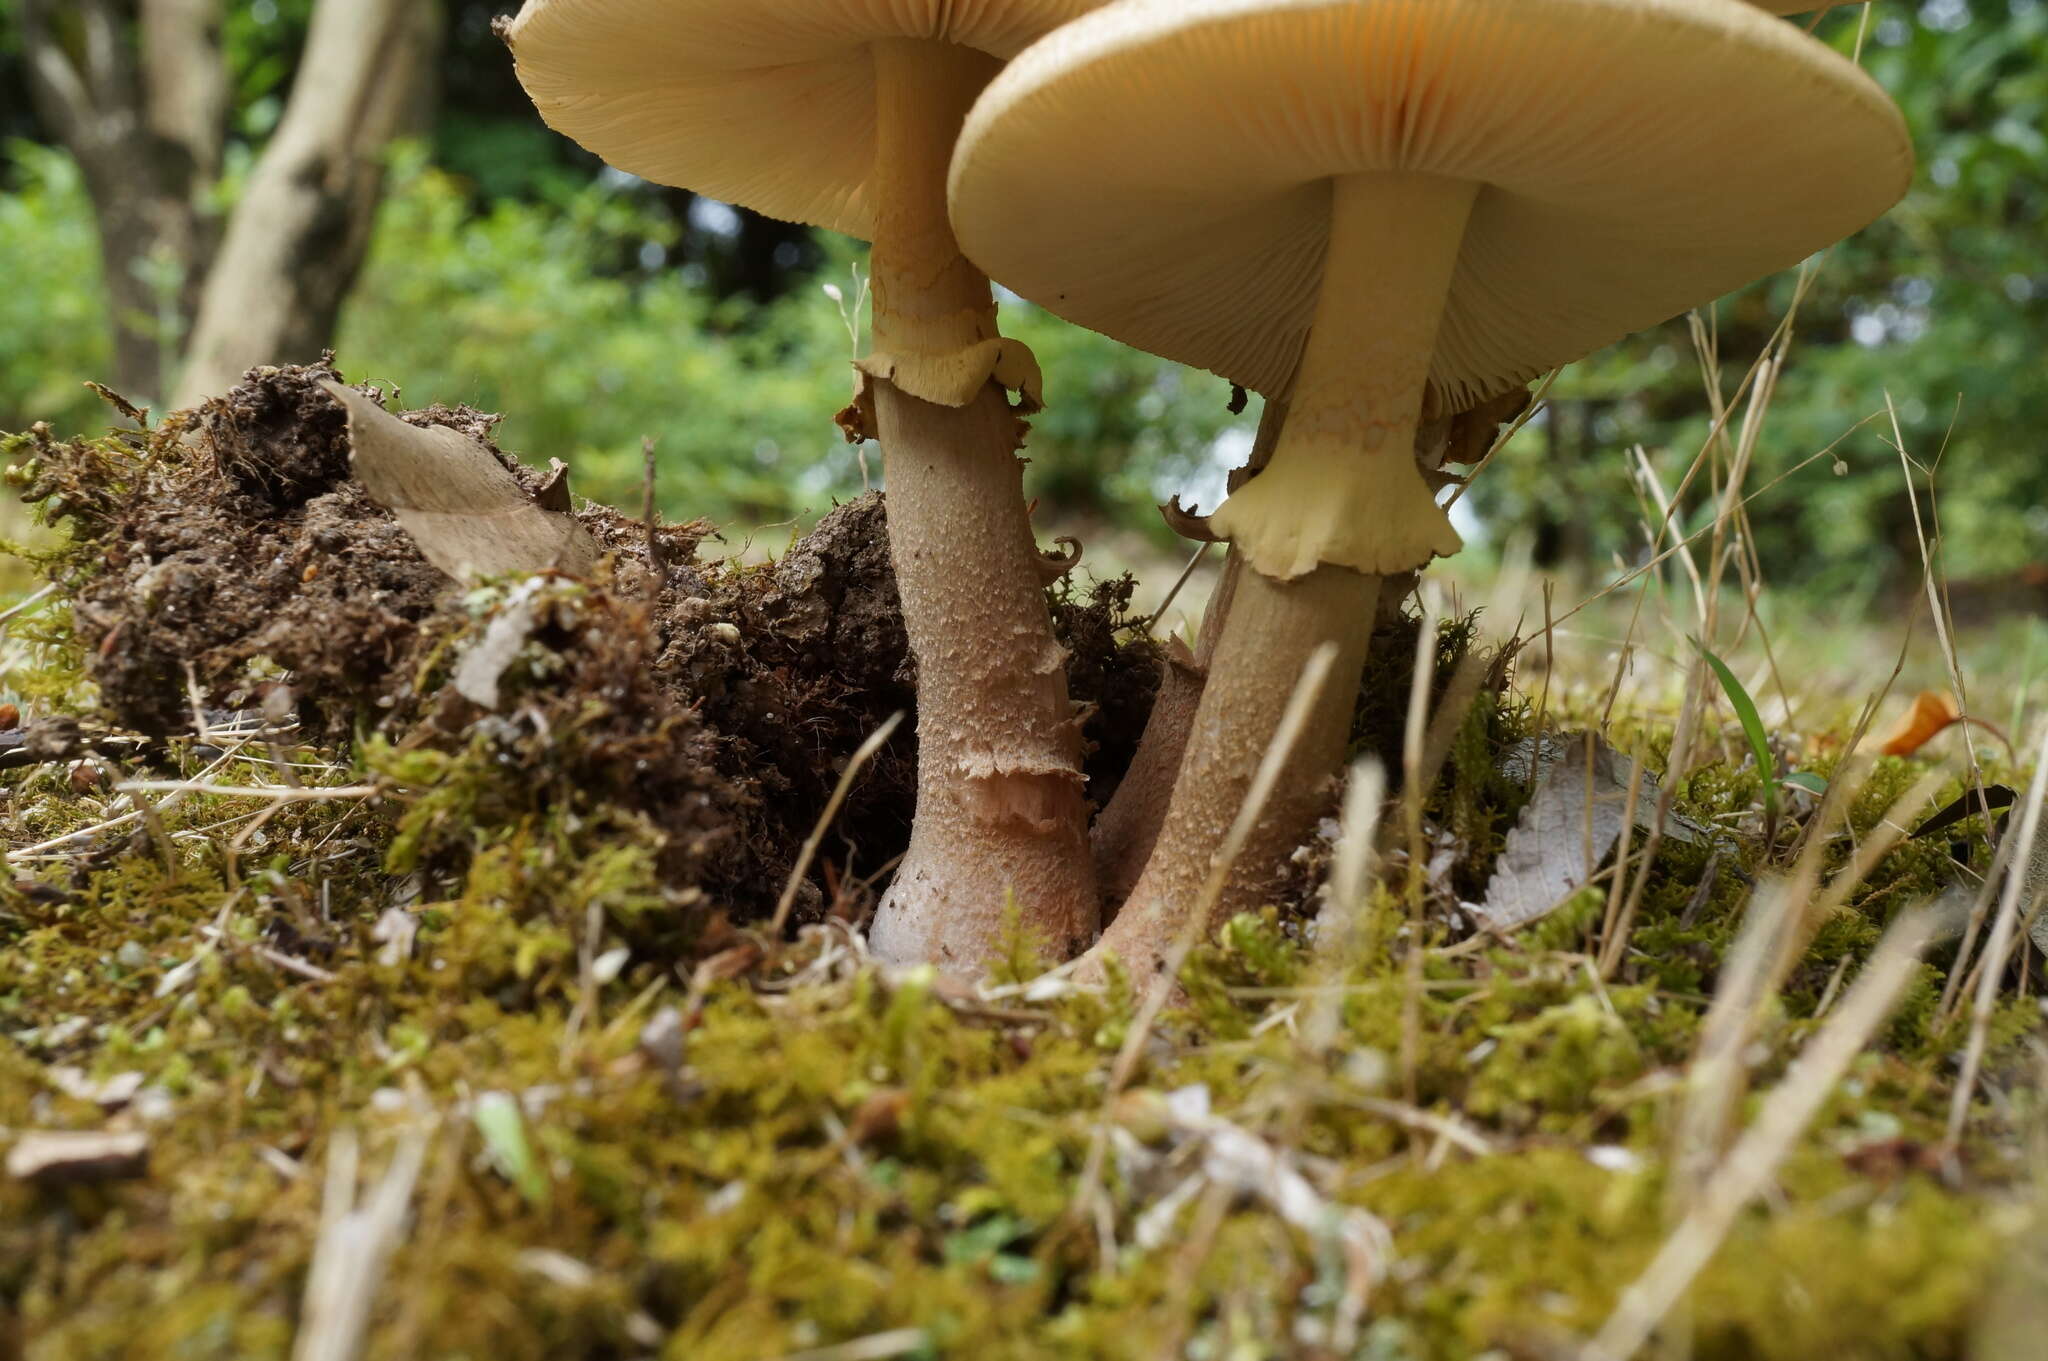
left=370, top=906, right=419, bottom=967
left=322, top=381, right=599, bottom=582
left=1119, top=1084, right=1392, bottom=1353
left=1474, top=733, right=1705, bottom=932
left=1880, top=690, right=1962, bottom=757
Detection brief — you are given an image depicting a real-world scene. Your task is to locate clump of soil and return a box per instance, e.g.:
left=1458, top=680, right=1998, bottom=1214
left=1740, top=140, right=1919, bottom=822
left=14, top=360, right=449, bottom=737
left=10, top=363, right=1162, bottom=936
left=1051, top=571, right=1162, bottom=805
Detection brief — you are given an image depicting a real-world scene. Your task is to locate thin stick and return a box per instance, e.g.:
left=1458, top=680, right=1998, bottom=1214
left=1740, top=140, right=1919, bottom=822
left=197, top=923, right=339, bottom=983
left=1945, top=718, right=2048, bottom=1151
left=1143, top=541, right=1214, bottom=638
left=0, top=582, right=57, bottom=631
left=641, top=435, right=663, bottom=603
left=778, top=1330, right=930, bottom=1361
left=114, top=781, right=381, bottom=800
left=1588, top=908, right=1938, bottom=1361
left=773, top=711, right=904, bottom=935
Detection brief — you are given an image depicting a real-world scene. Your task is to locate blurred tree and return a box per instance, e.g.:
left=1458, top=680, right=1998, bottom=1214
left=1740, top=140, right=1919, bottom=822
left=1473, top=0, right=2048, bottom=592
left=12, top=0, right=440, bottom=405
left=14, top=0, right=225, bottom=397
left=175, top=0, right=442, bottom=404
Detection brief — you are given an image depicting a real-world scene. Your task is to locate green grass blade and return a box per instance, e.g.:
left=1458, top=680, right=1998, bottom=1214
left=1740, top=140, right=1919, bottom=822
left=1695, top=639, right=1779, bottom=823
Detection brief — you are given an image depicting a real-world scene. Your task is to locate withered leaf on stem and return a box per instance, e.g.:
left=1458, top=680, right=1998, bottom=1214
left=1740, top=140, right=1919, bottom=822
left=322, top=381, right=600, bottom=582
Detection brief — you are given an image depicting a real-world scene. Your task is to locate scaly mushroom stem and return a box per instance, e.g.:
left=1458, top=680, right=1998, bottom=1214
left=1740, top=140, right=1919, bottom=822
left=866, top=39, right=1096, bottom=972
left=1090, top=396, right=1283, bottom=914
left=1086, top=172, right=1474, bottom=979
left=1086, top=565, right=1380, bottom=977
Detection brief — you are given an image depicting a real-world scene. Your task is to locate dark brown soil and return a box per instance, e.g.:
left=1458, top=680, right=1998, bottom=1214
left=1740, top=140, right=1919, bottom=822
left=13, top=363, right=1162, bottom=939
left=23, top=360, right=450, bottom=738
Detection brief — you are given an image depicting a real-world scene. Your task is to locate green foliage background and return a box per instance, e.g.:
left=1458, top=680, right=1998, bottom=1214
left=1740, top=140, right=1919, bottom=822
left=2, top=0, right=2044, bottom=592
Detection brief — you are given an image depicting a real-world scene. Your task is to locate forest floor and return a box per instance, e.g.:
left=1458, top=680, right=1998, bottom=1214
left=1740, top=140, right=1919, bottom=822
left=1, top=368, right=2043, bottom=1361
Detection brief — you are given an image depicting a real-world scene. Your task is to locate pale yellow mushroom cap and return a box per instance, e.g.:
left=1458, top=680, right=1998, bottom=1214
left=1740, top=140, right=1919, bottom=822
left=950, top=0, right=1913, bottom=412
left=505, top=0, right=1105, bottom=240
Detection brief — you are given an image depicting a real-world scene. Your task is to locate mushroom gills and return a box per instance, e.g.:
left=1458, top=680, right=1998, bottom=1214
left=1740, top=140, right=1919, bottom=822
left=1207, top=171, right=1475, bottom=581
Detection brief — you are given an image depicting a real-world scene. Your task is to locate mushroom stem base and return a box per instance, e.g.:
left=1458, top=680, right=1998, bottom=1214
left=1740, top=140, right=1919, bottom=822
left=1080, top=563, right=1381, bottom=982
left=868, top=381, right=1097, bottom=973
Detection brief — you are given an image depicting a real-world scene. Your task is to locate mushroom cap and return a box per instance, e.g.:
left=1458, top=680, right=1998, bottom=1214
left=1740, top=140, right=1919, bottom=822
left=950, top=0, right=1912, bottom=410
left=506, top=0, right=1104, bottom=241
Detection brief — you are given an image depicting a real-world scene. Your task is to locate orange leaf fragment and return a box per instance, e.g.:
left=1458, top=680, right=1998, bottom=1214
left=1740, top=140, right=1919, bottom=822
left=1879, top=690, right=1962, bottom=757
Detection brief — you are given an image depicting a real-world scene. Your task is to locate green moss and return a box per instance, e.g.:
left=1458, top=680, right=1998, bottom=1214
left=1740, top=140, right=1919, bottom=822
left=3, top=565, right=2037, bottom=1359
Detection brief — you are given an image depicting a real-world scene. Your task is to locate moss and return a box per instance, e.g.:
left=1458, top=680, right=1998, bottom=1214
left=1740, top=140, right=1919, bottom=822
left=4, top=415, right=2039, bottom=1359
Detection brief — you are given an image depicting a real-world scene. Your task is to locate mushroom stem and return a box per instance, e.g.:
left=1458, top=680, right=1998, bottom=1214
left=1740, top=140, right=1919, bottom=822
left=867, top=40, right=1006, bottom=372
left=1085, top=564, right=1381, bottom=977
left=1085, top=172, right=1475, bottom=979
left=1210, top=172, right=1475, bottom=581
left=865, top=39, right=1097, bottom=971
left=1090, top=396, right=1283, bottom=915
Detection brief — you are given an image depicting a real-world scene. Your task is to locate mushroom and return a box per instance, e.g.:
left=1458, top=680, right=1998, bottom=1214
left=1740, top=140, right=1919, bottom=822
left=951, top=0, right=1912, bottom=977
left=505, top=1, right=1109, bottom=972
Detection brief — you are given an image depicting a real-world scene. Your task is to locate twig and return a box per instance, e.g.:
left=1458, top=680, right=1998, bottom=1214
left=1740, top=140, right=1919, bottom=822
left=641, top=435, right=663, bottom=603
left=114, top=780, right=381, bottom=800
left=1342, top=1094, right=1494, bottom=1157
left=773, top=712, right=904, bottom=935
left=0, top=583, right=57, bottom=631
left=197, top=924, right=339, bottom=983
left=778, top=1330, right=930, bottom=1361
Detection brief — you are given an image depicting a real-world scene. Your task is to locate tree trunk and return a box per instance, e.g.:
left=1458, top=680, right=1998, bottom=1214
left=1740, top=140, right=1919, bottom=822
left=174, top=0, right=442, bottom=407
left=20, top=0, right=227, bottom=401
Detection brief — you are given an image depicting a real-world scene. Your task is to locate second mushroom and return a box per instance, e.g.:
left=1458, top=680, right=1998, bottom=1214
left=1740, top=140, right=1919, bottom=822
left=950, top=0, right=1913, bottom=979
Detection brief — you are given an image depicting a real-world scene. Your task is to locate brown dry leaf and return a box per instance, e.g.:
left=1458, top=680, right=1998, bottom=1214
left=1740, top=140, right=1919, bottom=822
left=1880, top=690, right=1963, bottom=757
left=321, top=381, right=599, bottom=582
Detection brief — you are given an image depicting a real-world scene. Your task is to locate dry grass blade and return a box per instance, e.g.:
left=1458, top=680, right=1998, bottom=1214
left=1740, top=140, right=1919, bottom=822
left=1310, top=758, right=1390, bottom=1042
left=0, top=582, right=57, bottom=631
left=294, top=1123, right=434, bottom=1361
left=1109, top=642, right=1339, bottom=1094
left=777, top=1330, right=931, bottom=1361
left=1142, top=541, right=1214, bottom=637
left=1587, top=907, right=1939, bottom=1361
left=774, top=710, right=903, bottom=935
left=1069, top=643, right=1340, bottom=1256
left=1945, top=718, right=2048, bottom=1150
left=1667, top=882, right=1800, bottom=1210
